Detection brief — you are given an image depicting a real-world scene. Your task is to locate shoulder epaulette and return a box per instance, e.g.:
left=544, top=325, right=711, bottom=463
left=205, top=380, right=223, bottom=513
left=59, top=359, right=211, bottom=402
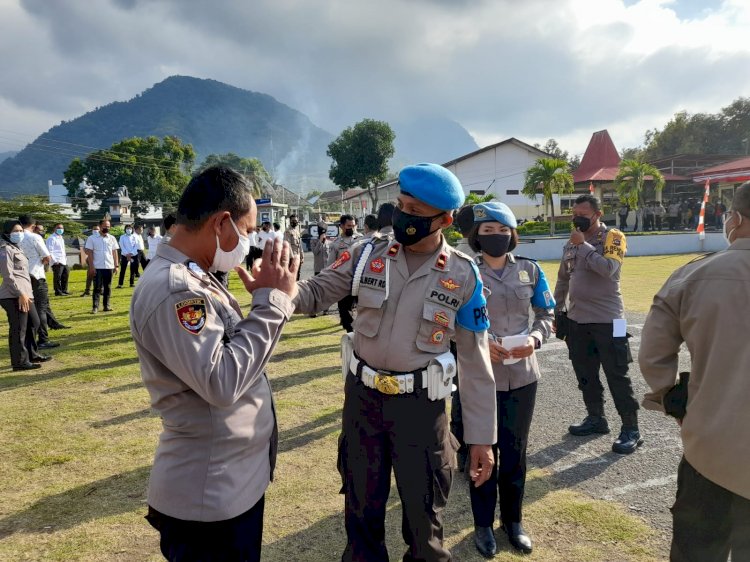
left=168, top=262, right=191, bottom=293
left=451, top=247, right=475, bottom=263
left=688, top=252, right=715, bottom=264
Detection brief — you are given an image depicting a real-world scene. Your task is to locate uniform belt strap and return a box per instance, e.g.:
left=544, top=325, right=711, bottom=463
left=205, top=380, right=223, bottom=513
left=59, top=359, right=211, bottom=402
left=349, top=355, right=428, bottom=389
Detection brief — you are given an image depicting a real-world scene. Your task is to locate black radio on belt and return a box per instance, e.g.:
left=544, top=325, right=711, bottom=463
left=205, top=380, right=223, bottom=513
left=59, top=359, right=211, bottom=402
left=555, top=311, right=569, bottom=341
left=663, top=372, right=690, bottom=420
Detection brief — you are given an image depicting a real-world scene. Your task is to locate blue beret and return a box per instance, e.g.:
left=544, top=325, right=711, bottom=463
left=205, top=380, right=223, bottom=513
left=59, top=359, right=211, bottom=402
left=398, top=163, right=464, bottom=211
left=473, top=201, right=517, bottom=229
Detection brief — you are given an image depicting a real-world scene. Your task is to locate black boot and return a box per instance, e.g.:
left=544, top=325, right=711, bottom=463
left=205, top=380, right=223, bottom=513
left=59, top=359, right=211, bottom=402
left=568, top=415, right=610, bottom=436
left=613, top=424, right=643, bottom=454
left=504, top=522, right=533, bottom=554
left=474, top=526, right=497, bottom=558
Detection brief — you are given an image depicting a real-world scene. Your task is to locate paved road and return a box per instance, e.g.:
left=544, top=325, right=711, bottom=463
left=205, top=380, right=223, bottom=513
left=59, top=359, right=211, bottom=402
left=298, top=250, right=686, bottom=546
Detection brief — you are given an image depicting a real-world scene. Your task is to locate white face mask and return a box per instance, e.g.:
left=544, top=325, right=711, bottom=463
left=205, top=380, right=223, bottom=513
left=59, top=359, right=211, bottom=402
left=9, top=231, right=24, bottom=244
left=723, top=211, right=743, bottom=246
left=210, top=217, right=251, bottom=272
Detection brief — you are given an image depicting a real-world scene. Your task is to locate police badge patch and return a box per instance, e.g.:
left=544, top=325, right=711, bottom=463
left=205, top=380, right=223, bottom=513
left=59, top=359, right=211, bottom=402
left=175, top=298, right=207, bottom=335
left=370, top=257, right=385, bottom=273
left=331, top=250, right=351, bottom=269
left=430, top=328, right=446, bottom=344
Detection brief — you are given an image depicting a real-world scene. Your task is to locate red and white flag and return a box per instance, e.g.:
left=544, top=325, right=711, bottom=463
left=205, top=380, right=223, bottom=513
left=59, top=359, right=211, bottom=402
left=589, top=182, right=595, bottom=194
left=696, top=179, right=710, bottom=239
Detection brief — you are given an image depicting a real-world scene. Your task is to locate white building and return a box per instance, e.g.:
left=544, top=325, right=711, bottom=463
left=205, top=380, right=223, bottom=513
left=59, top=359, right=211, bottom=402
left=341, top=138, right=552, bottom=221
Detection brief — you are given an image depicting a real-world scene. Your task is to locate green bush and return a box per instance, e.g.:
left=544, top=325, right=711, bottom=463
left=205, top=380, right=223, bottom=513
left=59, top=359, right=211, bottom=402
left=518, top=220, right=572, bottom=235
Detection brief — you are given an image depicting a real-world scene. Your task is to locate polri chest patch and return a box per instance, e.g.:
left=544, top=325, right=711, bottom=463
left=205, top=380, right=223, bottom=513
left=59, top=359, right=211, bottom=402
left=428, top=288, right=461, bottom=310
left=176, top=298, right=207, bottom=335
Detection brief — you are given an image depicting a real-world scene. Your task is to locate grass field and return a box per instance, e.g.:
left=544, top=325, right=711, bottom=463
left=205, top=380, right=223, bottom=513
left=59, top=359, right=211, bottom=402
left=0, top=254, right=699, bottom=561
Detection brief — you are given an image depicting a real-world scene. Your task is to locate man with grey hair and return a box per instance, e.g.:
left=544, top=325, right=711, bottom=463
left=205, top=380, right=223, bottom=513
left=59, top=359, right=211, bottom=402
left=639, top=181, right=750, bottom=561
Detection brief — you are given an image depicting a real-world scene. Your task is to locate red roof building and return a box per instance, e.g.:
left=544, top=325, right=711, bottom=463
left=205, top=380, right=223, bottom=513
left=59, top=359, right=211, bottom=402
left=573, top=130, right=622, bottom=184
left=692, top=156, right=750, bottom=184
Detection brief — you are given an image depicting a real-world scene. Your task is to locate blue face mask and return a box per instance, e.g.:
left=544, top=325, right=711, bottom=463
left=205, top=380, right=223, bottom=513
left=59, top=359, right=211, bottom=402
left=55, top=228, right=64, bottom=235
left=125, top=228, right=133, bottom=235
left=9, top=231, right=24, bottom=245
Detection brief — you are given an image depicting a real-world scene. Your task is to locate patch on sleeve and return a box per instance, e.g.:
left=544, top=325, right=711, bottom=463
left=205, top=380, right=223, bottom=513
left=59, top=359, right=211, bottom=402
left=331, top=250, right=351, bottom=269
left=370, top=257, right=385, bottom=273
left=603, top=230, right=627, bottom=263
left=175, top=298, right=207, bottom=335
left=530, top=264, right=556, bottom=309
left=456, top=261, right=490, bottom=332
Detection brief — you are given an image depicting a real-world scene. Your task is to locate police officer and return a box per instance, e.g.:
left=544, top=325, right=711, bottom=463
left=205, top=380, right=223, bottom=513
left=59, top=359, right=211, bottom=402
left=639, top=181, right=750, bottom=561
left=554, top=194, right=642, bottom=454
left=295, top=163, right=497, bottom=561
left=327, top=214, right=363, bottom=332
left=466, top=202, right=554, bottom=556
left=310, top=221, right=329, bottom=275
left=130, top=167, right=299, bottom=561
left=283, top=213, right=304, bottom=280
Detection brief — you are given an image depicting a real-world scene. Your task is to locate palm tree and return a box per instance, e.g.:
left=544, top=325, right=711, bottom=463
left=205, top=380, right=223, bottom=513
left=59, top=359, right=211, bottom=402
left=614, top=160, right=665, bottom=229
left=522, top=157, right=574, bottom=236
left=464, top=192, right=496, bottom=205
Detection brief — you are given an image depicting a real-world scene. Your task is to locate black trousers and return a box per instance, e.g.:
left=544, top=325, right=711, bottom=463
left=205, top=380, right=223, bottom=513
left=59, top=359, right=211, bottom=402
left=338, top=295, right=355, bottom=333
left=0, top=297, right=41, bottom=367
left=655, top=216, right=663, bottom=230
left=118, top=255, right=138, bottom=286
left=31, top=276, right=62, bottom=341
left=449, top=340, right=465, bottom=452
left=470, top=382, right=537, bottom=528
left=339, top=374, right=456, bottom=562
left=245, top=247, right=263, bottom=270
left=93, top=269, right=113, bottom=309
left=566, top=320, right=639, bottom=422
left=671, top=457, right=750, bottom=562
left=136, top=250, right=147, bottom=271
left=618, top=215, right=628, bottom=230
left=146, top=495, right=265, bottom=562
left=52, top=263, right=69, bottom=294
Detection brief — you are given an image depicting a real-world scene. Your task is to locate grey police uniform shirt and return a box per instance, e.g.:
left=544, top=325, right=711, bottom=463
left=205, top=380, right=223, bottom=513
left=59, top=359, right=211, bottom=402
left=283, top=227, right=303, bottom=259
left=0, top=241, right=33, bottom=299
left=294, top=234, right=497, bottom=446
left=554, top=224, right=627, bottom=324
left=130, top=243, right=294, bottom=522
left=310, top=237, right=329, bottom=273
left=326, top=233, right=363, bottom=267
left=479, top=254, right=554, bottom=391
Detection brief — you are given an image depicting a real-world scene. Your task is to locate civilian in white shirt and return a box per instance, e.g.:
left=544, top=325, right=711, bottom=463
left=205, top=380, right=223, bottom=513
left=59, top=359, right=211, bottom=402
left=257, top=222, right=275, bottom=247
left=245, top=227, right=261, bottom=270
left=117, top=225, right=139, bottom=288
left=134, top=225, right=147, bottom=275
left=18, top=216, right=66, bottom=347
left=146, top=226, right=162, bottom=264
left=46, top=223, right=70, bottom=296
left=85, top=219, right=119, bottom=313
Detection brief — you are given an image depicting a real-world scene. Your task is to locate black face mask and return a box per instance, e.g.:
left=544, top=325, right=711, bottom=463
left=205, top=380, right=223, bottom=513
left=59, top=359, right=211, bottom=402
left=290, top=221, right=298, bottom=228
left=392, top=208, right=442, bottom=246
left=101, top=227, right=110, bottom=234
left=344, top=228, right=354, bottom=237
left=572, top=216, right=592, bottom=232
left=477, top=233, right=511, bottom=257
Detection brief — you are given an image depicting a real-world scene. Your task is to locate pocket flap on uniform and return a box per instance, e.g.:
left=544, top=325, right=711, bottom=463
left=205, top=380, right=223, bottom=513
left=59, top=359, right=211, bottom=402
left=422, top=302, right=456, bottom=330
left=514, top=285, right=534, bottom=299
left=357, top=287, right=386, bottom=309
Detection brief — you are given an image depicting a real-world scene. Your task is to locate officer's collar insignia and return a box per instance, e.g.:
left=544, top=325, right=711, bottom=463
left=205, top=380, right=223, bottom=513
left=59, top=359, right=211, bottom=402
left=439, top=278, right=460, bottom=291
left=387, top=243, right=401, bottom=258
left=175, top=298, right=207, bottom=335
left=435, top=252, right=447, bottom=270
left=518, top=270, right=531, bottom=283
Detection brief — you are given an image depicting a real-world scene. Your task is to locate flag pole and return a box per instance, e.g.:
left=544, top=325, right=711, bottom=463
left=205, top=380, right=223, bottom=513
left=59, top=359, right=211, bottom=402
left=696, top=179, right=710, bottom=249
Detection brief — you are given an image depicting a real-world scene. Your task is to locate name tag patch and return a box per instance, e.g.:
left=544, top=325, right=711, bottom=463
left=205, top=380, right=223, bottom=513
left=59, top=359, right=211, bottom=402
left=175, top=298, right=207, bottom=335
left=428, top=289, right=461, bottom=309
left=360, top=276, right=386, bottom=289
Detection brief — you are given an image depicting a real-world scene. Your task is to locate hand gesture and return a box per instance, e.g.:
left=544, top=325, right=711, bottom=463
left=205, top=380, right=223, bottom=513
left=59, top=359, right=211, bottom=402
left=468, top=444, right=494, bottom=487
left=570, top=228, right=585, bottom=245
left=18, top=294, right=31, bottom=313
left=488, top=340, right=510, bottom=364
left=509, top=336, right=536, bottom=359
left=235, top=237, right=299, bottom=299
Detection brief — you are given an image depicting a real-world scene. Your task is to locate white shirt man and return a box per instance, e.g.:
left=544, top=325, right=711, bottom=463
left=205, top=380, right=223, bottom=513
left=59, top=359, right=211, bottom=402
left=86, top=231, right=120, bottom=270
left=19, top=228, right=50, bottom=281
left=85, top=224, right=119, bottom=313
left=46, top=226, right=70, bottom=295
left=257, top=226, right=275, bottom=248
left=45, top=230, right=66, bottom=267
left=147, top=232, right=163, bottom=260
left=119, top=230, right=139, bottom=258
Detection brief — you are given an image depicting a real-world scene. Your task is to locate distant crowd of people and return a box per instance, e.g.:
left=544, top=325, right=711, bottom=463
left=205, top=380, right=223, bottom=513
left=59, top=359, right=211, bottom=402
left=616, top=198, right=728, bottom=232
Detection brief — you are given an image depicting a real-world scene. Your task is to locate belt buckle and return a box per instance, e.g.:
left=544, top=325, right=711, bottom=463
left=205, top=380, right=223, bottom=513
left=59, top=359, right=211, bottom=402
left=374, top=373, right=400, bottom=395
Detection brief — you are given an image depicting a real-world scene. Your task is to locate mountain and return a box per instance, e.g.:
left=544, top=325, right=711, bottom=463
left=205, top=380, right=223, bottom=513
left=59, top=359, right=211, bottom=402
left=0, top=151, right=17, bottom=165
left=0, top=76, right=479, bottom=198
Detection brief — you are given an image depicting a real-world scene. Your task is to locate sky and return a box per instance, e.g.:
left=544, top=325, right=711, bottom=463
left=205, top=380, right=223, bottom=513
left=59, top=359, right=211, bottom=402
left=1, top=0, right=749, bottom=161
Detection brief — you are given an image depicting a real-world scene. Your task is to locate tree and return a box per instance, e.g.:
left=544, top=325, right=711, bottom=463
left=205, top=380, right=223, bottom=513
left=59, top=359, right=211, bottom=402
left=522, top=158, right=574, bottom=236
left=63, top=136, right=195, bottom=219
left=464, top=193, right=496, bottom=205
left=614, top=160, right=665, bottom=218
left=327, top=119, right=395, bottom=209
left=534, top=138, right=581, bottom=172
left=195, top=153, right=272, bottom=189
left=0, top=196, right=84, bottom=236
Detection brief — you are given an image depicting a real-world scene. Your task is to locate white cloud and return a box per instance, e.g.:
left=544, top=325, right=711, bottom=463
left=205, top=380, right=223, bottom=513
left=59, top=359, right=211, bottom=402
left=0, top=0, right=748, bottom=158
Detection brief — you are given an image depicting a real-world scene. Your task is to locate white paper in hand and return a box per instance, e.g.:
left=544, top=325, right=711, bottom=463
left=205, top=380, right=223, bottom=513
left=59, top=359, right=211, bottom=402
left=501, top=334, right=530, bottom=365
left=613, top=318, right=627, bottom=337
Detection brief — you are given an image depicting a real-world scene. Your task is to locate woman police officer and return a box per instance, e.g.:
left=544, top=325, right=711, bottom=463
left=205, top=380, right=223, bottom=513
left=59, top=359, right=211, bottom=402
left=466, top=202, right=555, bottom=556
left=0, top=220, right=52, bottom=371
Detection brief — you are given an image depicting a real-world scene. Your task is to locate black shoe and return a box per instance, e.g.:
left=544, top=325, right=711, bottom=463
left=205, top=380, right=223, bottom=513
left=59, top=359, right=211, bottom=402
left=91, top=307, right=98, bottom=314
left=38, top=341, right=60, bottom=349
left=13, top=362, right=41, bottom=371
left=50, top=324, right=70, bottom=330
left=116, top=285, right=123, bottom=289
left=55, top=292, right=62, bottom=296
left=80, top=292, right=90, bottom=297
left=568, top=415, right=610, bottom=436
left=103, top=307, right=114, bottom=312
left=612, top=427, right=643, bottom=455
left=31, top=355, right=52, bottom=363
left=474, top=526, right=497, bottom=558
left=61, top=291, right=71, bottom=296
left=129, top=284, right=134, bottom=287
left=504, top=522, right=533, bottom=554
